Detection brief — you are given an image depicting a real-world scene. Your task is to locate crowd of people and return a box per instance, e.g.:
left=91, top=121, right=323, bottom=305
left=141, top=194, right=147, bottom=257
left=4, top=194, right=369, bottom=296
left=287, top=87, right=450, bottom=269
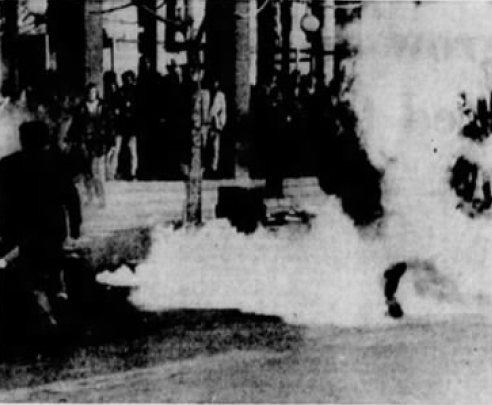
left=253, top=71, right=334, bottom=197
left=0, top=59, right=228, bottom=206
left=1, top=61, right=349, bottom=204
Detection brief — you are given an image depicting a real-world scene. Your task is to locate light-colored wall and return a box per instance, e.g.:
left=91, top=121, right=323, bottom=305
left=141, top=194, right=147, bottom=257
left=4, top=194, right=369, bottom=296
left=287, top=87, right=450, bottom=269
left=101, top=0, right=335, bottom=84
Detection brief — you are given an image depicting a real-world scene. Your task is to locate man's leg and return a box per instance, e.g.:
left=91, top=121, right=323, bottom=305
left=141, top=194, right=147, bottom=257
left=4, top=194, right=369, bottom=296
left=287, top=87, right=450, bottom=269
left=211, top=129, right=221, bottom=172
left=19, top=244, right=60, bottom=329
left=384, top=262, right=407, bottom=318
left=91, top=156, right=106, bottom=207
left=111, top=135, right=123, bottom=180
left=128, top=135, right=138, bottom=179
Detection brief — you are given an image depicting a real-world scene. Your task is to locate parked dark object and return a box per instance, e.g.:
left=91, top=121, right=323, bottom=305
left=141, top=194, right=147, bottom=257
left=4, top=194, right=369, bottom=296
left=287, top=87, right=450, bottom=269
left=216, top=187, right=266, bottom=234
left=450, top=156, right=492, bottom=217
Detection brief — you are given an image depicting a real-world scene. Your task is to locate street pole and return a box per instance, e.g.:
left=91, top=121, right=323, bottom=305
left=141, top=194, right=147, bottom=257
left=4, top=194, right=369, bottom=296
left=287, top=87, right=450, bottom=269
left=233, top=0, right=251, bottom=179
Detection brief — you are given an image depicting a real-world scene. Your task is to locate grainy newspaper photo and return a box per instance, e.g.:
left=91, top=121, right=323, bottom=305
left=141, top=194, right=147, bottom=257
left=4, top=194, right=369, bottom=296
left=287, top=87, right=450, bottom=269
left=1, top=0, right=492, bottom=402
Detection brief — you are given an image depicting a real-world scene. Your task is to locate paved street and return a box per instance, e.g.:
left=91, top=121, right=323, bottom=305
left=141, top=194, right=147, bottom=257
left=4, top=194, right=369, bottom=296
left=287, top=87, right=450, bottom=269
left=2, top=179, right=491, bottom=403
left=1, top=316, right=491, bottom=403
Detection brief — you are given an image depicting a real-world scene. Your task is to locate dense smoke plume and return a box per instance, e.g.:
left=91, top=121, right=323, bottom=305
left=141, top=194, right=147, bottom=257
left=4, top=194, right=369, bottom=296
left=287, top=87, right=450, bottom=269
left=103, top=2, right=492, bottom=325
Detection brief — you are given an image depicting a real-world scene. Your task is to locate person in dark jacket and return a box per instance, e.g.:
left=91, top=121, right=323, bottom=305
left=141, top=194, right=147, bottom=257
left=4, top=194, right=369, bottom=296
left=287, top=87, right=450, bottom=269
left=70, top=83, right=109, bottom=206
left=0, top=121, right=81, bottom=327
left=115, top=71, right=138, bottom=180
left=103, top=71, right=122, bottom=181
left=264, top=75, right=288, bottom=198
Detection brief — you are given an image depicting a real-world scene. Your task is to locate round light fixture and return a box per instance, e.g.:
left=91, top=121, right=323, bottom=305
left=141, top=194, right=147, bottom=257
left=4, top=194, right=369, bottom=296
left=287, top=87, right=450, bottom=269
left=26, top=0, right=47, bottom=15
left=300, top=10, right=320, bottom=34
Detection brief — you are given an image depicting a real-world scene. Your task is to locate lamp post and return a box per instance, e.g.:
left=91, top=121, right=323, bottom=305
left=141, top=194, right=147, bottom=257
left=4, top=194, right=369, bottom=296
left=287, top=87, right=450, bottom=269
left=300, top=7, right=320, bottom=76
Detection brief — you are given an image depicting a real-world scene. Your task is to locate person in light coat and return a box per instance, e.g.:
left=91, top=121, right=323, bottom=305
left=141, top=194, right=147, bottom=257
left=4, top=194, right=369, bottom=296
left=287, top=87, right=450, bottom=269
left=207, top=79, right=227, bottom=174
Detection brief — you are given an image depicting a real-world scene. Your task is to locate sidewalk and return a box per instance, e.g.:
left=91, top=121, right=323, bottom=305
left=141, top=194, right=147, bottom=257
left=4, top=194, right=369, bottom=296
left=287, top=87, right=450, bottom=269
left=82, top=177, right=325, bottom=238
left=70, top=177, right=325, bottom=270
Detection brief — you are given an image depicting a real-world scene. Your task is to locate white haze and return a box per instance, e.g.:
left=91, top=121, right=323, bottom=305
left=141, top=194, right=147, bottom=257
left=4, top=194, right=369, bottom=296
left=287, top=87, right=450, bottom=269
left=110, top=2, right=492, bottom=325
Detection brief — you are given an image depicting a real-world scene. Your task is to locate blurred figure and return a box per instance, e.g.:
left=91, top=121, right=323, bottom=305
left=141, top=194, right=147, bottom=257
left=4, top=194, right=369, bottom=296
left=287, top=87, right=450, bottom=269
left=164, top=60, right=189, bottom=178
left=70, top=83, right=109, bottom=207
left=103, top=71, right=121, bottom=180
left=264, top=75, right=288, bottom=198
left=299, top=74, right=324, bottom=175
left=207, top=78, right=227, bottom=175
left=0, top=121, right=81, bottom=328
left=114, top=70, right=138, bottom=180
left=137, top=56, right=166, bottom=179
left=284, top=71, right=304, bottom=177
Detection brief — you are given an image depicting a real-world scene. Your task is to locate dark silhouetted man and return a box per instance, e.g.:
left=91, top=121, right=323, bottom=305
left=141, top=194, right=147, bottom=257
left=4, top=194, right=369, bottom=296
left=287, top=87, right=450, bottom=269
left=0, top=121, right=81, bottom=328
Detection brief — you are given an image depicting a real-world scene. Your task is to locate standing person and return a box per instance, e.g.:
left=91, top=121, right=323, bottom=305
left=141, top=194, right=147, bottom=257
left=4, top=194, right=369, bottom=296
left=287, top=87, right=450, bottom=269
left=284, top=71, right=304, bottom=177
left=300, top=74, right=324, bottom=175
left=137, top=56, right=165, bottom=179
left=264, top=75, right=288, bottom=198
left=103, top=71, right=121, bottom=181
left=114, top=70, right=138, bottom=180
left=207, top=78, right=227, bottom=175
left=70, top=83, right=109, bottom=207
left=0, top=121, right=81, bottom=328
left=164, top=61, right=189, bottom=178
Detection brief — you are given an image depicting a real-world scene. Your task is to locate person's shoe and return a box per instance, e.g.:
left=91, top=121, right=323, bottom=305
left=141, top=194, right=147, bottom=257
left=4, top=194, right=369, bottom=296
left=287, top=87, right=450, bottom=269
left=386, top=298, right=404, bottom=319
left=56, top=291, right=69, bottom=301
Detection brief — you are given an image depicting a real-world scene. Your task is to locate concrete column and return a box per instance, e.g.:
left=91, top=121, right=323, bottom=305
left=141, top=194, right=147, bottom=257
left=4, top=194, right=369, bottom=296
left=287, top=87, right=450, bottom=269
left=233, top=0, right=252, bottom=177
left=257, top=0, right=276, bottom=86
left=204, top=1, right=234, bottom=86
left=85, top=0, right=104, bottom=90
left=313, top=0, right=336, bottom=86
left=48, top=0, right=103, bottom=95
left=280, top=0, right=293, bottom=83
left=234, top=0, right=251, bottom=122
left=48, top=0, right=84, bottom=95
left=137, top=0, right=157, bottom=72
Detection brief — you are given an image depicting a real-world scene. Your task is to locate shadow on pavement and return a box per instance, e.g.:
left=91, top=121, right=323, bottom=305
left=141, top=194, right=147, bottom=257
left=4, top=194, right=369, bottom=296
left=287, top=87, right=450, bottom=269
left=0, top=232, right=304, bottom=391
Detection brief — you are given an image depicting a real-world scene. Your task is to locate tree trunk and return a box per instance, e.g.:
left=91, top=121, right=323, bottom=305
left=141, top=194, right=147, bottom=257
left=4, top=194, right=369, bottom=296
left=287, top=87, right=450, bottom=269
left=48, top=0, right=85, bottom=95
left=185, top=121, right=203, bottom=226
left=185, top=2, right=203, bottom=227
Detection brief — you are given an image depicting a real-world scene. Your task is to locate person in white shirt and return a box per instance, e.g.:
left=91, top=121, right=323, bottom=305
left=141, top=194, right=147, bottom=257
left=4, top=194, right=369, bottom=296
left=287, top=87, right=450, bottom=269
left=208, top=79, right=227, bottom=174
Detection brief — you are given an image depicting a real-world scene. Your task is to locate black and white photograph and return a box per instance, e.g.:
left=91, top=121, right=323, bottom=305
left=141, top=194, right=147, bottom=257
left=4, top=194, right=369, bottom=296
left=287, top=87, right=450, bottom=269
left=1, top=0, right=492, bottom=402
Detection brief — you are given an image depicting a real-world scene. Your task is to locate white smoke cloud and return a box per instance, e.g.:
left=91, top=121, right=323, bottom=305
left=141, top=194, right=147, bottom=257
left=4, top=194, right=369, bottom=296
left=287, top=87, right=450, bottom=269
left=352, top=1, right=492, bottom=311
left=113, top=1, right=492, bottom=326
left=128, top=210, right=387, bottom=326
